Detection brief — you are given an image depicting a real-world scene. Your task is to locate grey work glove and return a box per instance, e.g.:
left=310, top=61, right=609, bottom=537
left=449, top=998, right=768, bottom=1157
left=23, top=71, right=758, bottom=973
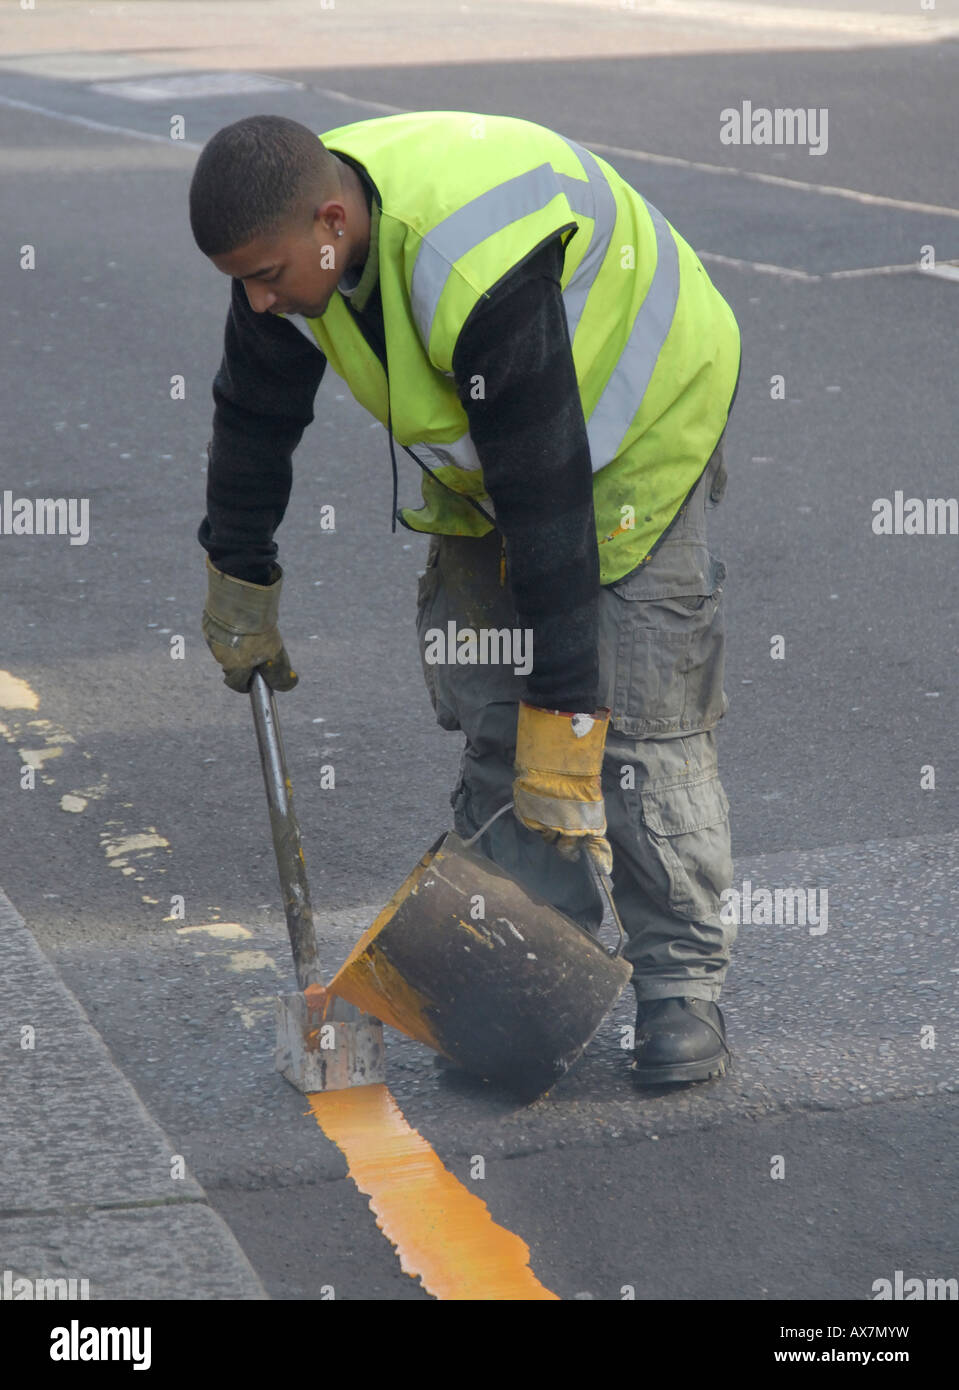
left=202, top=556, right=298, bottom=693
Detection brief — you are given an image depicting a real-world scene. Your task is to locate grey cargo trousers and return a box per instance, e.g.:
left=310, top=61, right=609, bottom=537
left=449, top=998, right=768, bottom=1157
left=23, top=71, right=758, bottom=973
left=414, top=442, right=736, bottom=1003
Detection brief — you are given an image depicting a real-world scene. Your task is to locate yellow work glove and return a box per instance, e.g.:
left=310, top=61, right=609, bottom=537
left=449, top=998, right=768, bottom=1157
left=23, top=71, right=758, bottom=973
left=202, top=556, right=298, bottom=694
left=512, top=702, right=613, bottom=875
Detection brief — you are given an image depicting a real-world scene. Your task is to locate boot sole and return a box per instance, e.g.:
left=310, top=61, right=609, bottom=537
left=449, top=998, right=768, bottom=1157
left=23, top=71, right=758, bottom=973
left=630, top=1049, right=731, bottom=1087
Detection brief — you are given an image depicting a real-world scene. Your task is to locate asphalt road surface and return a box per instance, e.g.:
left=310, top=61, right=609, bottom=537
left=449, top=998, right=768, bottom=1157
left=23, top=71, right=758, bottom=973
left=2, top=0, right=958, bottom=1307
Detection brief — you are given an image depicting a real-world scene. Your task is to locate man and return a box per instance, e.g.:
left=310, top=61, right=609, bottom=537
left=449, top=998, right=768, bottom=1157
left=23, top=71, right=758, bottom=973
left=189, top=110, right=741, bottom=1088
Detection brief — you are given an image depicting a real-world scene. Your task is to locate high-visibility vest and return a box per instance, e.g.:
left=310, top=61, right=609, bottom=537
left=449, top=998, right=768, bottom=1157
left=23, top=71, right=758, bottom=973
left=283, top=111, right=741, bottom=584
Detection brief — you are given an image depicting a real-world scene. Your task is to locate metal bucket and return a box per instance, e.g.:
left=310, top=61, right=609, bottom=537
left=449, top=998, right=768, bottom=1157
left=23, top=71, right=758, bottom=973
left=327, top=823, right=632, bottom=1101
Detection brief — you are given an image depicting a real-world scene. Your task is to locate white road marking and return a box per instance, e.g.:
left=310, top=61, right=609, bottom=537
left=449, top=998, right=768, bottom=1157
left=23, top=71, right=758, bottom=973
left=4, top=87, right=958, bottom=228
left=0, top=92, right=203, bottom=149
left=700, top=252, right=959, bottom=284
left=920, top=264, right=959, bottom=284
left=90, top=71, right=304, bottom=102
left=588, top=140, right=959, bottom=222
left=311, top=85, right=405, bottom=116
left=828, top=263, right=929, bottom=280
left=698, top=251, right=819, bottom=281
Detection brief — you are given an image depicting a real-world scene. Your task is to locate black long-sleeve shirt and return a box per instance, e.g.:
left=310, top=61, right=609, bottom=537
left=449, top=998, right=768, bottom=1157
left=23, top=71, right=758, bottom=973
left=199, top=160, right=600, bottom=712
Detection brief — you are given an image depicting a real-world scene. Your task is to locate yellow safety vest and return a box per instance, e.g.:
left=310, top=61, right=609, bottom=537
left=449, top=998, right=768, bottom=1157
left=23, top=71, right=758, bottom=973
left=282, top=111, right=741, bottom=584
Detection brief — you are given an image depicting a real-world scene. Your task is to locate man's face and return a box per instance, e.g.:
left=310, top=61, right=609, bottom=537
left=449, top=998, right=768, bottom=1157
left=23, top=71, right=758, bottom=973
left=210, top=215, right=344, bottom=320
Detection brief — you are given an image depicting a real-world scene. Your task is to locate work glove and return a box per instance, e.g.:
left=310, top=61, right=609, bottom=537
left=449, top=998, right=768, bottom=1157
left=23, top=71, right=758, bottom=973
left=202, top=556, right=298, bottom=694
left=512, top=702, right=614, bottom=875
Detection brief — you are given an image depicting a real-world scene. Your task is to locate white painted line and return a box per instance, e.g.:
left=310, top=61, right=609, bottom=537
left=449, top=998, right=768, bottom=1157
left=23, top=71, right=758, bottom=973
left=698, top=251, right=820, bottom=281
left=0, top=93, right=202, bottom=149
left=701, top=253, right=959, bottom=284
left=827, top=263, right=922, bottom=280
left=6, top=84, right=956, bottom=229
left=311, top=85, right=405, bottom=116
left=4, top=87, right=957, bottom=292
left=90, top=72, right=304, bottom=102
left=306, top=93, right=959, bottom=227
left=920, top=264, right=959, bottom=285
left=588, top=140, right=959, bottom=222
left=0, top=82, right=400, bottom=145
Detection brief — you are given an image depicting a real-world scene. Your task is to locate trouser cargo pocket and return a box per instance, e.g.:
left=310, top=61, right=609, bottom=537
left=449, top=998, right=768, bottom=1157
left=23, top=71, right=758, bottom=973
left=602, top=729, right=736, bottom=986
left=638, top=766, right=732, bottom=925
left=598, top=542, right=729, bottom=739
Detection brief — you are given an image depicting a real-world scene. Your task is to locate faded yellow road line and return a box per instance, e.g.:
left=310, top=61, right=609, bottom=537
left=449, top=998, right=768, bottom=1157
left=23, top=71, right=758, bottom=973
left=0, top=668, right=171, bottom=890
left=0, top=670, right=39, bottom=709
left=308, top=1084, right=558, bottom=1301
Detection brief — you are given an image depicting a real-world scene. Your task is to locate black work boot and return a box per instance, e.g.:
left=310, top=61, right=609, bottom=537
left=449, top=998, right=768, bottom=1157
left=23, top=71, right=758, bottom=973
left=630, top=996, right=730, bottom=1086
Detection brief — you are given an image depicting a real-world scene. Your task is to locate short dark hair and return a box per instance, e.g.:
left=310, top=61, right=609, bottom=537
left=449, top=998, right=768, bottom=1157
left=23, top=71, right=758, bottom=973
left=189, top=114, right=341, bottom=257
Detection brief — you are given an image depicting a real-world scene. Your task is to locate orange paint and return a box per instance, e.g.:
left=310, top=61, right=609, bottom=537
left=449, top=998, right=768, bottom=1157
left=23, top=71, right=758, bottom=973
left=302, top=982, right=331, bottom=1048
left=308, top=1085, right=558, bottom=1301
left=327, top=845, right=447, bottom=1051
left=331, top=941, right=446, bottom=1052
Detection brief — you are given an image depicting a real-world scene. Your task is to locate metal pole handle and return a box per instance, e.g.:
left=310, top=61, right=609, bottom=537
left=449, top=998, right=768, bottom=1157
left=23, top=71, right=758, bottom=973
left=250, top=670, right=322, bottom=991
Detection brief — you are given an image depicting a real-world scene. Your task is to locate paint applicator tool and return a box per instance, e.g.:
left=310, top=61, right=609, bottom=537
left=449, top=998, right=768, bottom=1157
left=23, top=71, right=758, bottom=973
left=249, top=670, right=386, bottom=1092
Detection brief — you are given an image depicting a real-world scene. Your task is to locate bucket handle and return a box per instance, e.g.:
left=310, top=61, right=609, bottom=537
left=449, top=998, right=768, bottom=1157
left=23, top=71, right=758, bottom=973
left=462, top=801, right=626, bottom=960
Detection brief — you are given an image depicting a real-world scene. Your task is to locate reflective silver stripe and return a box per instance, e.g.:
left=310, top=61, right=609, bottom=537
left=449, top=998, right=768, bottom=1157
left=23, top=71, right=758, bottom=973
left=405, top=436, right=484, bottom=473
left=557, top=170, right=595, bottom=220
left=584, top=199, right=680, bottom=469
left=281, top=305, right=485, bottom=475
left=312, top=135, right=677, bottom=482
left=557, top=138, right=617, bottom=346
left=406, top=140, right=679, bottom=474
left=411, top=162, right=584, bottom=349
left=557, top=141, right=682, bottom=467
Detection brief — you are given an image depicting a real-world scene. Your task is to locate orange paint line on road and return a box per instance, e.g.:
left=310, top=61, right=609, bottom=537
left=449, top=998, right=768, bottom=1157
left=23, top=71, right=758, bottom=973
left=308, top=1083, right=558, bottom=1301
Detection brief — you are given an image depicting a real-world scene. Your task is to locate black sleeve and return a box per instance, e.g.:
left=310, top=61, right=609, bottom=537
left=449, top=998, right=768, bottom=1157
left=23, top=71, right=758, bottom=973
left=198, top=278, right=328, bottom=585
left=451, top=237, right=600, bottom=713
